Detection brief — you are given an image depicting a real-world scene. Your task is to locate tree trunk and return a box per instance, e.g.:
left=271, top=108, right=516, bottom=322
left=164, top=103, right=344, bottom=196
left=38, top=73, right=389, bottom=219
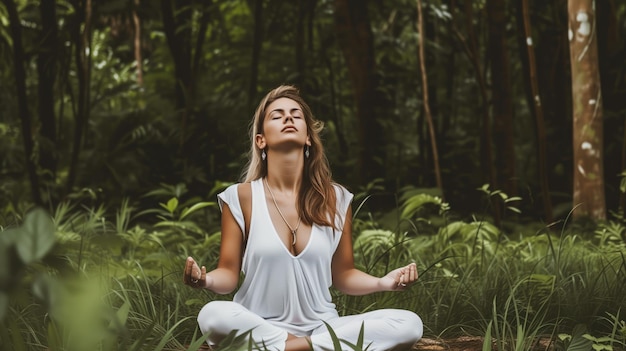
left=487, top=0, right=517, bottom=198
left=596, top=0, right=624, bottom=213
left=333, top=0, right=386, bottom=184
left=192, top=0, right=213, bottom=89
left=517, top=0, right=554, bottom=224
left=295, top=0, right=307, bottom=87
left=67, top=0, right=93, bottom=193
left=161, top=0, right=192, bottom=110
left=37, top=0, right=58, bottom=187
left=320, top=35, right=349, bottom=163
left=533, top=0, right=571, bottom=211
left=568, top=0, right=606, bottom=220
left=416, top=0, right=443, bottom=198
left=3, top=0, right=43, bottom=205
left=248, top=0, right=264, bottom=108
left=453, top=0, right=501, bottom=225
left=161, top=0, right=193, bottom=154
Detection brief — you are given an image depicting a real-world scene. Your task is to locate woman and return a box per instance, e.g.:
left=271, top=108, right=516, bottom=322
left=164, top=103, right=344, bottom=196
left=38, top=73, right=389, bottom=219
left=183, top=85, right=423, bottom=351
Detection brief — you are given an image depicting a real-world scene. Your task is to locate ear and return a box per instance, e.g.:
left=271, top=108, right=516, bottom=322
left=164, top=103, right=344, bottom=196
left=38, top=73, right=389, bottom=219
left=305, top=136, right=311, bottom=146
left=255, top=134, right=266, bottom=149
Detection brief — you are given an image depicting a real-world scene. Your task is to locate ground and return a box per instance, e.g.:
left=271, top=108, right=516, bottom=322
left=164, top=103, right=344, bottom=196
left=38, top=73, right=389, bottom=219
left=192, top=336, right=555, bottom=350
left=413, top=336, right=555, bottom=351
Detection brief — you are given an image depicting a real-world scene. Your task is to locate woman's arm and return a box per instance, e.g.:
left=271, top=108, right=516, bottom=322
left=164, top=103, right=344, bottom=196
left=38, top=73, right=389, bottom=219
left=183, top=203, right=243, bottom=294
left=331, top=206, right=418, bottom=295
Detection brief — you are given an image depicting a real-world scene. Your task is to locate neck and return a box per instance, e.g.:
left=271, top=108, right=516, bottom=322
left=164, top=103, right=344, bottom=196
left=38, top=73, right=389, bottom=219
left=265, top=150, right=304, bottom=193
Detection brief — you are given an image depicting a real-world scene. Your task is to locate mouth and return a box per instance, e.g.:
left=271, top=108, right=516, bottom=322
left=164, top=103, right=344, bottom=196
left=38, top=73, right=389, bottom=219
left=281, top=126, right=298, bottom=132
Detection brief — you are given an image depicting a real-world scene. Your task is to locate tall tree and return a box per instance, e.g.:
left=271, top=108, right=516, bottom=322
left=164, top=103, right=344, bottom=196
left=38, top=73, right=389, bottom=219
left=487, top=0, right=517, bottom=197
left=37, top=0, right=58, bottom=186
left=526, top=0, right=572, bottom=213
left=451, top=1, right=501, bottom=225
left=596, top=0, right=625, bottom=213
left=161, top=0, right=192, bottom=110
left=517, top=0, right=554, bottom=224
left=248, top=0, right=264, bottom=108
left=160, top=0, right=193, bottom=151
left=416, top=0, right=443, bottom=197
left=3, top=0, right=43, bottom=205
left=295, top=0, right=306, bottom=87
left=66, top=0, right=93, bottom=193
left=568, top=0, right=606, bottom=219
left=333, top=0, right=386, bottom=184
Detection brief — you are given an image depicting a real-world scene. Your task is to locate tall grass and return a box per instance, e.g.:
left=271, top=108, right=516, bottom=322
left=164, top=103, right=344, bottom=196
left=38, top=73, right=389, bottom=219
left=1, top=189, right=625, bottom=350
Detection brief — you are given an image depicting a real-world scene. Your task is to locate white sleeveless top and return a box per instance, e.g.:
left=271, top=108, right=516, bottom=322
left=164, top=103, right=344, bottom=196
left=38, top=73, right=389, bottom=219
left=217, top=178, right=353, bottom=336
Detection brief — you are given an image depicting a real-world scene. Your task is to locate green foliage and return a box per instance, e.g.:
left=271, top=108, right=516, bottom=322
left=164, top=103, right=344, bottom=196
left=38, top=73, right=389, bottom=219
left=1, top=183, right=626, bottom=350
left=323, top=321, right=371, bottom=351
left=477, top=183, right=523, bottom=216
left=0, top=208, right=55, bottom=321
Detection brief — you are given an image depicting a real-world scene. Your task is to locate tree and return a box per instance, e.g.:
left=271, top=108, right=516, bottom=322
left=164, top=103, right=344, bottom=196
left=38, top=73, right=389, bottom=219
left=37, top=0, right=58, bottom=185
left=2, top=0, right=43, bottom=205
left=333, top=0, right=386, bottom=184
left=517, top=0, right=554, bottom=224
left=247, top=0, right=264, bottom=109
left=66, top=0, right=94, bottom=193
left=487, top=0, right=517, bottom=198
left=568, top=0, right=606, bottom=219
left=416, top=0, right=443, bottom=197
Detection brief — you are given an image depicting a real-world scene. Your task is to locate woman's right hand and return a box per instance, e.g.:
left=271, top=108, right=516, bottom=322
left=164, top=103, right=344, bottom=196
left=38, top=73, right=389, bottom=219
left=183, top=256, right=212, bottom=289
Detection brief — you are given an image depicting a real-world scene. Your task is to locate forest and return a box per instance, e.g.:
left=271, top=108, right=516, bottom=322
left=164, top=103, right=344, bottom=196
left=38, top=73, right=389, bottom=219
left=1, top=0, right=626, bottom=350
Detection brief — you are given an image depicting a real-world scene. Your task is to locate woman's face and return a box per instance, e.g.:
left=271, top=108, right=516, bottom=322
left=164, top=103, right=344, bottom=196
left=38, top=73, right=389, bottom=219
left=257, top=97, right=310, bottom=150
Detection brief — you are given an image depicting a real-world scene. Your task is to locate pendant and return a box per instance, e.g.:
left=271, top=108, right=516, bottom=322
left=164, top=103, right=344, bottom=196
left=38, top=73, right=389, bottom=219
left=291, top=230, right=297, bottom=246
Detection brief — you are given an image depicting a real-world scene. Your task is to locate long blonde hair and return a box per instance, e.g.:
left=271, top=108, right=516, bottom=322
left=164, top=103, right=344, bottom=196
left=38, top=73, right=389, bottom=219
left=242, top=85, right=337, bottom=228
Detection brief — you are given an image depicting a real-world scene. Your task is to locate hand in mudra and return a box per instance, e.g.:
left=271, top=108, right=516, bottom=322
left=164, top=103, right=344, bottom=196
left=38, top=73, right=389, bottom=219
left=183, top=256, right=210, bottom=288
left=380, top=262, right=418, bottom=291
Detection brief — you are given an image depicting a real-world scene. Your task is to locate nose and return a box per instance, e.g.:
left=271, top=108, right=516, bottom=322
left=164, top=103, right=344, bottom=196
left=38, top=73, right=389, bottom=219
left=284, top=114, right=294, bottom=123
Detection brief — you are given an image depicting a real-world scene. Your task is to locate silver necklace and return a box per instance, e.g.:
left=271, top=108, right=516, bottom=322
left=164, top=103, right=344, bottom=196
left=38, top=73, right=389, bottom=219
left=264, top=177, right=302, bottom=246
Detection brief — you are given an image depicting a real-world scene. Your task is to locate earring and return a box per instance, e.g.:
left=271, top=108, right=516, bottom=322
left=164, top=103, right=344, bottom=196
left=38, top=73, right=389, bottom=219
left=305, top=145, right=310, bottom=158
left=261, top=149, right=266, bottom=161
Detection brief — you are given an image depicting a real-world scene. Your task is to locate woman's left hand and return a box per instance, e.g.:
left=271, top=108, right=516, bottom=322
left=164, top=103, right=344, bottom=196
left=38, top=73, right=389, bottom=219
left=380, top=262, right=418, bottom=291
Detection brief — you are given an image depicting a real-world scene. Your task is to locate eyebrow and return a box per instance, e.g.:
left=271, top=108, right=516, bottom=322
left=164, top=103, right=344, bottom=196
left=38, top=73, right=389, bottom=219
left=269, top=107, right=302, bottom=113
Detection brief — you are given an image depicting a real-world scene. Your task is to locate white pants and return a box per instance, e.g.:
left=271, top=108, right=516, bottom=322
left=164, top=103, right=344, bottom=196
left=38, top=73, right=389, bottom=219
left=197, top=301, right=423, bottom=351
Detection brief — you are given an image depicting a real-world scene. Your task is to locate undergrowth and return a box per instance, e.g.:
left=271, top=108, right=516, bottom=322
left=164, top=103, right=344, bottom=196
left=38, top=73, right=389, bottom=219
left=1, top=184, right=625, bottom=350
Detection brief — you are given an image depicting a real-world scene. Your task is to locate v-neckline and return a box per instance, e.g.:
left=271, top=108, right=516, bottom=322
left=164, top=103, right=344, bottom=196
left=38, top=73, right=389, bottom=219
left=260, top=179, right=313, bottom=258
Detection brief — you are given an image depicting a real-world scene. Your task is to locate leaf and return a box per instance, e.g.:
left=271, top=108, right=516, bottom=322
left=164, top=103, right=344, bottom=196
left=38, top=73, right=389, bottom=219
left=180, top=201, right=216, bottom=220
left=15, top=208, right=56, bottom=264
left=566, top=325, right=593, bottom=351
left=483, top=321, right=492, bottom=351
left=507, top=207, right=522, bottom=214
left=323, top=321, right=344, bottom=350
left=160, top=197, right=179, bottom=214
left=115, top=301, right=131, bottom=328
left=400, top=193, right=443, bottom=219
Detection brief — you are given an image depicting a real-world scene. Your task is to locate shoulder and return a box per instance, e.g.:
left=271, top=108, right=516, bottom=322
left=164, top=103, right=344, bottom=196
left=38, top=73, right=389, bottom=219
left=218, top=182, right=253, bottom=204
left=237, top=182, right=252, bottom=202
left=332, top=182, right=353, bottom=199
left=332, top=182, right=354, bottom=211
left=218, top=183, right=239, bottom=201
